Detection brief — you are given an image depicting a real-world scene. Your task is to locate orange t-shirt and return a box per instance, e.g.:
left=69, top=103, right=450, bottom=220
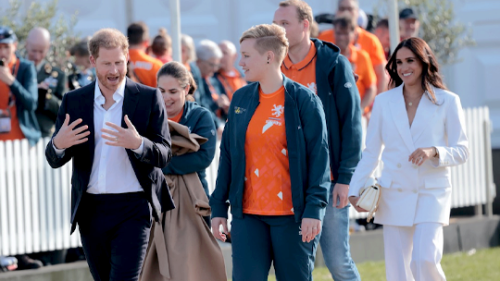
left=168, top=108, right=184, bottom=123
left=243, top=86, right=294, bottom=216
left=216, top=69, right=247, bottom=101
left=347, top=45, right=376, bottom=114
left=281, top=41, right=317, bottom=94
left=129, top=49, right=164, bottom=88
left=318, top=27, right=386, bottom=67
left=0, top=57, right=25, bottom=142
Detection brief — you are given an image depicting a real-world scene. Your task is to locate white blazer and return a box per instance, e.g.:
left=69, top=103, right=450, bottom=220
left=349, top=84, right=469, bottom=226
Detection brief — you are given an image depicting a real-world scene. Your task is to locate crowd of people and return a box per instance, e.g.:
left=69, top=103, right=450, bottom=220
left=0, top=0, right=468, bottom=281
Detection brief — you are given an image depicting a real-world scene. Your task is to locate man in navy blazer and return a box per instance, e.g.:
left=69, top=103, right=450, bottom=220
left=45, top=28, right=173, bottom=281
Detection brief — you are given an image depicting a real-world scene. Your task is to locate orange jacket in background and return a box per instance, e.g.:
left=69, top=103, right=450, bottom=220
left=347, top=45, right=376, bottom=114
left=318, top=27, right=386, bottom=68
left=129, top=49, right=164, bottom=88
left=215, top=69, right=247, bottom=100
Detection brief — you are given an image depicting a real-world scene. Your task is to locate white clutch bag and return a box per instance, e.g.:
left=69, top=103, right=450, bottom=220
left=356, top=178, right=382, bottom=222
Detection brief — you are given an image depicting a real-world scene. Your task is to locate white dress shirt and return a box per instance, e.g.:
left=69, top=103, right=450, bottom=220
left=54, top=79, right=144, bottom=194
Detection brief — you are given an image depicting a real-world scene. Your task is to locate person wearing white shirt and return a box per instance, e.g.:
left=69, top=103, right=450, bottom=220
left=45, top=28, right=173, bottom=281
left=348, top=37, right=468, bottom=281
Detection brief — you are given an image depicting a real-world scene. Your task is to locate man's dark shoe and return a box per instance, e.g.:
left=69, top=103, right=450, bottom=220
left=15, top=255, right=43, bottom=270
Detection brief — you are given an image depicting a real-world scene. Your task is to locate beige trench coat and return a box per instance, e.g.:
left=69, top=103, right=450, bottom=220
left=140, top=121, right=227, bottom=281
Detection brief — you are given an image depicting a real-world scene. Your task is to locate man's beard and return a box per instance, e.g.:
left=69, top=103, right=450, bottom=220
left=96, top=71, right=125, bottom=93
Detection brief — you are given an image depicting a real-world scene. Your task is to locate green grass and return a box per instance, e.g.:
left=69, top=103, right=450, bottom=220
left=234, top=247, right=500, bottom=281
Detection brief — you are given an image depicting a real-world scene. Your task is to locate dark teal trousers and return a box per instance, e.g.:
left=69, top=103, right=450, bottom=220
left=231, top=215, right=319, bottom=281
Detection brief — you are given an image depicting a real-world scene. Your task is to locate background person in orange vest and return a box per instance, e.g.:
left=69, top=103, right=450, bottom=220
left=0, top=26, right=41, bottom=147
left=318, top=0, right=387, bottom=95
left=334, top=13, right=377, bottom=118
left=127, top=21, right=163, bottom=87
left=0, top=26, right=43, bottom=270
left=215, top=40, right=246, bottom=101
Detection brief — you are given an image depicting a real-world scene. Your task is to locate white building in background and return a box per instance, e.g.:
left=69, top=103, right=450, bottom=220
left=2, top=0, right=499, bottom=148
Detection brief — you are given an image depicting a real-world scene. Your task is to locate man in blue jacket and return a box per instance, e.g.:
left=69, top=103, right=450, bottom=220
left=0, top=26, right=40, bottom=147
left=274, top=1, right=363, bottom=280
left=195, top=40, right=228, bottom=137
left=0, top=26, right=42, bottom=270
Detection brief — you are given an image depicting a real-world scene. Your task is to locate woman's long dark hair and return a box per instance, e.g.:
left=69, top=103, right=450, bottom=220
left=386, top=37, right=447, bottom=104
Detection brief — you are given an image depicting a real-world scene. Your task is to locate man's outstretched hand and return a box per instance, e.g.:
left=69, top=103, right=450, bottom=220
left=101, top=115, right=142, bottom=150
left=53, top=114, right=90, bottom=149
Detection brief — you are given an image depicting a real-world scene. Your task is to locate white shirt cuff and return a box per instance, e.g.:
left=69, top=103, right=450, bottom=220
left=131, top=137, right=144, bottom=155
left=52, top=140, right=66, bottom=157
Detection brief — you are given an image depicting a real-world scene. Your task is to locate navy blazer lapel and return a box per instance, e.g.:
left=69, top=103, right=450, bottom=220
left=389, top=85, right=415, bottom=153
left=410, top=90, right=440, bottom=142
left=122, top=78, right=140, bottom=127
left=81, top=82, right=96, bottom=163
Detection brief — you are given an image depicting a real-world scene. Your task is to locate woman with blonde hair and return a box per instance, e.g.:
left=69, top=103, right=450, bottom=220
left=210, top=24, right=330, bottom=281
left=349, top=37, right=468, bottom=281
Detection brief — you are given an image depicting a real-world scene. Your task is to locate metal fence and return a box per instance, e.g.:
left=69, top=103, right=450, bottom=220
left=0, top=107, right=495, bottom=256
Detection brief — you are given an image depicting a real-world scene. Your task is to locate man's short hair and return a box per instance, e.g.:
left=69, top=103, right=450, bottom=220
left=196, top=40, right=222, bottom=61
left=71, top=37, right=90, bottom=57
left=219, top=40, right=237, bottom=55
left=279, top=0, right=313, bottom=25
left=376, top=18, right=389, bottom=30
left=338, top=0, right=359, bottom=10
left=88, top=28, right=129, bottom=59
left=127, top=22, right=149, bottom=45
left=239, top=24, right=289, bottom=64
left=333, top=12, right=357, bottom=32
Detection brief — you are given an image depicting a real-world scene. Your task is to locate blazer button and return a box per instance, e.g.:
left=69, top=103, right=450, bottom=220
left=413, top=190, right=418, bottom=194
left=397, top=163, right=402, bottom=168
left=398, top=188, right=403, bottom=192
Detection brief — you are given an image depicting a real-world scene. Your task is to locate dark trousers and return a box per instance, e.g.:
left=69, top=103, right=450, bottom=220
left=231, top=215, right=319, bottom=281
left=78, top=192, right=151, bottom=281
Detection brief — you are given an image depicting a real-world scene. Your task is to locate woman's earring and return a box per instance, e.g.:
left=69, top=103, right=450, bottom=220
left=267, top=61, right=270, bottom=64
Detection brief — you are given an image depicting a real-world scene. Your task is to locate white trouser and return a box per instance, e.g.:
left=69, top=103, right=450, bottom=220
left=383, top=223, right=446, bottom=281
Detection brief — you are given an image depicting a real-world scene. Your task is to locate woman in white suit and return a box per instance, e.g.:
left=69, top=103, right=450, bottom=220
left=348, top=37, right=468, bottom=281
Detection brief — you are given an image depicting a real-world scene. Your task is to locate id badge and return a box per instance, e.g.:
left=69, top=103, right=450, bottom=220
left=0, top=116, right=11, bottom=133
left=0, top=109, right=11, bottom=133
left=44, top=77, right=58, bottom=88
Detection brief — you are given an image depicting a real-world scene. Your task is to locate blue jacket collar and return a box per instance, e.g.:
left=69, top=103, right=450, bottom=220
left=311, top=38, right=340, bottom=72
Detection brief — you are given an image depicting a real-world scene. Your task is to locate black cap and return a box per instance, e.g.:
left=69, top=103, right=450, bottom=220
left=315, top=13, right=335, bottom=25
left=399, top=8, right=417, bottom=20
left=0, top=26, right=17, bottom=44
